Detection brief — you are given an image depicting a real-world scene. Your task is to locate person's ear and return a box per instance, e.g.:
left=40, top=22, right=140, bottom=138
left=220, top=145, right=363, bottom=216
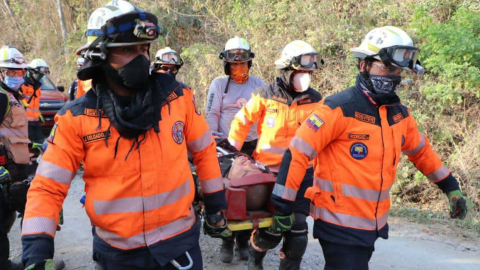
left=359, top=60, right=367, bottom=72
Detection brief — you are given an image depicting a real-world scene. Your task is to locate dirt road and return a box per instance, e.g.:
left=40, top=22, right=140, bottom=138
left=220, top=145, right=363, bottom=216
left=9, top=174, right=480, bottom=269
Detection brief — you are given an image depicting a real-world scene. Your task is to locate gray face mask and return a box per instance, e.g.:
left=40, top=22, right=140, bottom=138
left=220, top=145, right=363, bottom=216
left=369, top=75, right=402, bottom=94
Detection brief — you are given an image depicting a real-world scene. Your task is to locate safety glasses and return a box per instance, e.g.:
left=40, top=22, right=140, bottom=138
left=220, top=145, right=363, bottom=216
left=371, top=62, right=403, bottom=75
left=376, top=45, right=420, bottom=69
left=224, top=49, right=252, bottom=62
left=1, top=69, right=27, bottom=77
left=291, top=53, right=321, bottom=70
left=156, top=52, right=183, bottom=65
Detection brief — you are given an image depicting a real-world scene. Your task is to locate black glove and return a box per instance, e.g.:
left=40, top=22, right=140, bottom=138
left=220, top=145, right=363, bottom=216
left=203, top=211, right=232, bottom=238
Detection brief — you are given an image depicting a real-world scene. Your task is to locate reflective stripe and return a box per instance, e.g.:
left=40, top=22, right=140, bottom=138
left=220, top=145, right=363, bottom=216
left=94, top=179, right=190, bottom=215
left=259, top=144, right=286, bottom=155
left=342, top=184, right=390, bottom=202
left=200, top=176, right=224, bottom=194
left=37, top=160, right=75, bottom=185
left=236, top=111, right=252, bottom=125
left=22, top=217, right=57, bottom=236
left=26, top=108, right=40, bottom=112
left=229, top=139, right=242, bottom=151
left=315, top=177, right=334, bottom=192
left=95, top=208, right=196, bottom=250
left=402, top=133, right=426, bottom=155
left=187, top=130, right=212, bottom=153
left=27, top=116, right=39, bottom=121
left=290, top=136, right=317, bottom=159
left=426, top=165, right=449, bottom=183
left=310, top=204, right=389, bottom=230
left=272, top=183, right=297, bottom=201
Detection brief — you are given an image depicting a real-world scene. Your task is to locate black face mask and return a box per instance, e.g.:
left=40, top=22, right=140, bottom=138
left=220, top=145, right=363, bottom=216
left=102, top=54, right=150, bottom=91
left=369, top=75, right=402, bottom=94
left=356, top=74, right=401, bottom=105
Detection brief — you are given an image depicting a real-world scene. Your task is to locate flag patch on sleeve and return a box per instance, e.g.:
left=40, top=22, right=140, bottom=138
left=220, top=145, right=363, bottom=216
left=306, top=114, right=324, bottom=132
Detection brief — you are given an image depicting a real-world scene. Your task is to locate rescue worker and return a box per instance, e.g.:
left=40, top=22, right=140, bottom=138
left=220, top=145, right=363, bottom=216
left=206, top=37, right=266, bottom=156
left=151, top=47, right=184, bottom=75
left=271, top=26, right=468, bottom=270
left=68, top=57, right=92, bottom=101
left=21, top=1, right=229, bottom=270
left=0, top=45, right=30, bottom=270
left=21, top=59, right=48, bottom=144
left=207, top=37, right=266, bottom=263
left=228, top=40, right=323, bottom=270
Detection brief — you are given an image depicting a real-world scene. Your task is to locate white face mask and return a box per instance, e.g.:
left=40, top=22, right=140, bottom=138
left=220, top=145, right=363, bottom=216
left=292, top=72, right=311, bottom=92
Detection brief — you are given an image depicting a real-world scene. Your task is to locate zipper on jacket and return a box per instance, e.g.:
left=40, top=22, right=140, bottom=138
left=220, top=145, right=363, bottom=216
left=375, top=107, right=386, bottom=235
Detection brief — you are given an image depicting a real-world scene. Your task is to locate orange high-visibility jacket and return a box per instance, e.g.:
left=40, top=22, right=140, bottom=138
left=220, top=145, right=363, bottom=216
left=21, top=83, right=41, bottom=122
left=228, top=79, right=322, bottom=172
left=273, top=86, right=453, bottom=246
left=76, top=79, right=92, bottom=99
left=22, top=85, right=226, bottom=252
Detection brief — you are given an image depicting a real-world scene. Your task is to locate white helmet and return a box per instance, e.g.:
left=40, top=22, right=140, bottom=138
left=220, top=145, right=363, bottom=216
left=219, top=36, right=255, bottom=75
left=28, top=59, right=50, bottom=74
left=76, top=0, right=160, bottom=57
left=0, top=45, right=27, bottom=69
left=154, top=47, right=183, bottom=66
left=351, top=26, right=421, bottom=73
left=274, top=40, right=322, bottom=70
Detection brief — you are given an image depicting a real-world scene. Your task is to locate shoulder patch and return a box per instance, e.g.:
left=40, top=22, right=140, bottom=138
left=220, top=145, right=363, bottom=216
left=305, top=114, right=324, bottom=132
left=47, top=124, right=57, bottom=144
left=266, top=108, right=278, bottom=113
left=172, top=121, right=185, bottom=144
left=237, top=98, right=248, bottom=108
left=392, top=112, right=404, bottom=123
left=272, top=95, right=288, bottom=104
left=297, top=98, right=313, bottom=105
left=355, top=112, right=375, bottom=124
left=83, top=131, right=111, bottom=143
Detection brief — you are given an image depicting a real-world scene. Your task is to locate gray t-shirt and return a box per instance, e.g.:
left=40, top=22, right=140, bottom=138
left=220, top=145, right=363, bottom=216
left=206, top=75, right=266, bottom=141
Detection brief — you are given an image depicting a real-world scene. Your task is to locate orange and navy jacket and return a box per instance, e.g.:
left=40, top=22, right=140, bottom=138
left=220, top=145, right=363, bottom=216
left=21, top=77, right=42, bottom=122
left=272, top=86, right=460, bottom=247
left=228, top=78, right=322, bottom=172
left=21, top=84, right=226, bottom=266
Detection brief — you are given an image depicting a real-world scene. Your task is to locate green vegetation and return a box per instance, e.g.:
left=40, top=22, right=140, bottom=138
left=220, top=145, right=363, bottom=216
left=1, top=0, right=478, bottom=232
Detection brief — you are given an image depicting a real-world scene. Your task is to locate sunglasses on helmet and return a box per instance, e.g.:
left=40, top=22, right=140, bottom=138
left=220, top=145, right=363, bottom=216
left=375, top=45, right=420, bottom=70
left=291, top=53, right=323, bottom=70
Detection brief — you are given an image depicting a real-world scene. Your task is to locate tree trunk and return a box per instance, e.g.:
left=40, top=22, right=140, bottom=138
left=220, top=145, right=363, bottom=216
left=55, top=0, right=68, bottom=63
left=86, top=0, right=90, bottom=21
left=3, top=0, right=26, bottom=44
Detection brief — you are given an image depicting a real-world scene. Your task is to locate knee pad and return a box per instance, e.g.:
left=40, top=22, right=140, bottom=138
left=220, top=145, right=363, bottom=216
left=251, top=228, right=282, bottom=252
left=283, top=228, right=308, bottom=260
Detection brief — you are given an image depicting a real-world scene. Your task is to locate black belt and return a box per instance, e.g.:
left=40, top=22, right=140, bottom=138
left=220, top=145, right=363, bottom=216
left=241, top=139, right=257, bottom=150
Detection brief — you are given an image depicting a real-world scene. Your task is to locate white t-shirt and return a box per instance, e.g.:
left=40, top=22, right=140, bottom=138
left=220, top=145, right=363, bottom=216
left=206, top=75, right=266, bottom=142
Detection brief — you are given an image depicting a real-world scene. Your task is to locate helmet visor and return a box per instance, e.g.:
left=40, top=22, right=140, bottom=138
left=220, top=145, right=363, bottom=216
left=292, top=53, right=319, bottom=70
left=156, top=52, right=182, bottom=65
left=379, top=46, right=420, bottom=69
left=225, top=49, right=251, bottom=62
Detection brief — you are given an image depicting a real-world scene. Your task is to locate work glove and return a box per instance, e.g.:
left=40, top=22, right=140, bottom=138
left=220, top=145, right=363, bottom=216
left=39, top=113, right=44, bottom=123
left=31, top=142, right=48, bottom=154
left=203, top=211, right=232, bottom=238
left=24, top=259, right=57, bottom=270
left=0, top=166, right=10, bottom=184
left=268, top=212, right=295, bottom=233
left=448, top=190, right=467, bottom=219
left=212, top=131, right=224, bottom=139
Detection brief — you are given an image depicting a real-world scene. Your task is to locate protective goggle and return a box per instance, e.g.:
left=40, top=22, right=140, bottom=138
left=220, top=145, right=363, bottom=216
left=221, top=49, right=253, bottom=62
left=291, top=53, right=322, bottom=70
left=34, top=67, right=50, bottom=75
left=1, top=69, right=27, bottom=77
left=375, top=45, right=420, bottom=70
left=155, top=52, right=183, bottom=65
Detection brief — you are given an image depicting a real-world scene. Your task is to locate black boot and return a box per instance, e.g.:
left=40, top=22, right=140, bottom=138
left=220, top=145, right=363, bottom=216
left=279, top=257, right=301, bottom=270
left=248, top=244, right=266, bottom=270
left=219, top=238, right=234, bottom=263
left=6, top=260, right=23, bottom=270
left=236, top=237, right=249, bottom=261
